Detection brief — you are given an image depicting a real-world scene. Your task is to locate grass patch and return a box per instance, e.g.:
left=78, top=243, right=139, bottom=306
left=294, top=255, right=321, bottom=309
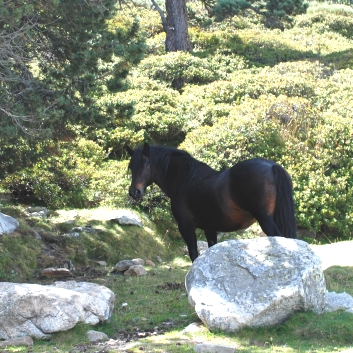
left=29, top=260, right=353, bottom=353
left=2, top=205, right=353, bottom=353
left=325, top=266, right=353, bottom=297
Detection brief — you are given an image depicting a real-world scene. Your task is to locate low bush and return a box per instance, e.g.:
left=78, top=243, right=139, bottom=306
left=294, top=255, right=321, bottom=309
left=295, top=11, right=353, bottom=39
left=97, top=83, right=186, bottom=147
left=118, top=88, right=185, bottom=143
left=3, top=139, right=109, bottom=208
left=190, top=27, right=316, bottom=65
left=314, top=68, right=353, bottom=117
left=182, top=63, right=316, bottom=107
left=136, top=51, right=221, bottom=88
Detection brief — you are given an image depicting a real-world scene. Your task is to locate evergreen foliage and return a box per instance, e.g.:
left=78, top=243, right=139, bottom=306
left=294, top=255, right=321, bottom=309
left=1, top=2, right=353, bottom=240
left=0, top=0, right=146, bottom=176
left=212, top=0, right=308, bottom=27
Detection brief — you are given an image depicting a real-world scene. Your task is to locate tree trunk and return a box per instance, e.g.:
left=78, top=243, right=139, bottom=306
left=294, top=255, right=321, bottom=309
left=165, top=0, right=191, bottom=52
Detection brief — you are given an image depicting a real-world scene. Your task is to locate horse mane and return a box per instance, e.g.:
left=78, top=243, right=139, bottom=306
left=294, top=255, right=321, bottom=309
left=148, top=146, right=215, bottom=182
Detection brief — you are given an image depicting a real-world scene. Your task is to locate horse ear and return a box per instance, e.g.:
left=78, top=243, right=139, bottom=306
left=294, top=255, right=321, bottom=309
left=142, top=142, right=150, bottom=157
left=125, top=145, right=134, bottom=156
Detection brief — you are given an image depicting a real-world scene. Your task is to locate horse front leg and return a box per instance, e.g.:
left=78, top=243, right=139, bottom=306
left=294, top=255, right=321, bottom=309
left=171, top=200, right=199, bottom=262
left=177, top=221, right=198, bottom=262
left=204, top=229, right=218, bottom=248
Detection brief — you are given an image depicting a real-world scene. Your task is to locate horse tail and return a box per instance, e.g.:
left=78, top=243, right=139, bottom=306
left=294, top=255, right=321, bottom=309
left=272, top=165, right=296, bottom=238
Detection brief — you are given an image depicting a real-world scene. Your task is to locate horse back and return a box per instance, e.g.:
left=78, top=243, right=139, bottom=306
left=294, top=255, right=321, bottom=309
left=186, top=158, right=278, bottom=230
left=228, top=158, right=278, bottom=211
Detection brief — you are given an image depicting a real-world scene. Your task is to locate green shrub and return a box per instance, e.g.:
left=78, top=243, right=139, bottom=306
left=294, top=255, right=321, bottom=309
left=132, top=7, right=164, bottom=38
left=136, top=50, right=247, bottom=88
left=314, top=68, right=353, bottom=117
left=190, top=27, right=315, bottom=65
left=123, top=88, right=184, bottom=143
left=307, top=2, right=353, bottom=16
left=187, top=1, right=214, bottom=28
left=96, top=82, right=186, bottom=146
left=295, top=11, right=353, bottom=39
left=85, top=159, right=133, bottom=208
left=178, top=61, right=327, bottom=134
left=180, top=95, right=302, bottom=168
left=288, top=115, right=353, bottom=236
left=180, top=95, right=353, bottom=238
left=146, top=32, right=166, bottom=55
left=96, top=127, right=145, bottom=157
left=136, top=51, right=220, bottom=88
left=3, top=139, right=108, bottom=208
left=182, top=63, right=316, bottom=107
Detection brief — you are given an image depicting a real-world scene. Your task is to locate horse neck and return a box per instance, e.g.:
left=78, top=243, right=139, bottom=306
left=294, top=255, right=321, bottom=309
left=152, top=152, right=215, bottom=197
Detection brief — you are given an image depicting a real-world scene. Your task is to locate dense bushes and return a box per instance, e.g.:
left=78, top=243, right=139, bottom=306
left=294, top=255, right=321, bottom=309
left=2, top=139, right=131, bottom=209
left=181, top=95, right=353, bottom=238
left=2, top=2, right=353, bottom=240
left=296, top=4, right=353, bottom=39
left=135, top=51, right=247, bottom=89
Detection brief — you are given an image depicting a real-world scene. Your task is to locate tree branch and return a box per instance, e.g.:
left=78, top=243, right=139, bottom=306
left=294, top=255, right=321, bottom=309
left=150, top=0, right=167, bottom=32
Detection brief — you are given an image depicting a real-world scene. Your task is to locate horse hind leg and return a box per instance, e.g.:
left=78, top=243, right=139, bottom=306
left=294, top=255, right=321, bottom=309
left=254, top=212, right=283, bottom=238
left=204, top=229, right=218, bottom=248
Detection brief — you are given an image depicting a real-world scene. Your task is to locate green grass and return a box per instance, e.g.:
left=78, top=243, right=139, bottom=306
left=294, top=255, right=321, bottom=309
left=2, top=205, right=353, bottom=353
left=28, top=260, right=353, bottom=353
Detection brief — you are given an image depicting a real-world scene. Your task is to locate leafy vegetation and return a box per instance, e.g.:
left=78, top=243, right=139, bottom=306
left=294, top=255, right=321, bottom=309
left=2, top=1, right=353, bottom=239
left=1, top=2, right=353, bottom=350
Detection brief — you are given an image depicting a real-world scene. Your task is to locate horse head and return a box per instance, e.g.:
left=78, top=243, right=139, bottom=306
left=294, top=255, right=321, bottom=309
left=126, top=142, right=152, bottom=200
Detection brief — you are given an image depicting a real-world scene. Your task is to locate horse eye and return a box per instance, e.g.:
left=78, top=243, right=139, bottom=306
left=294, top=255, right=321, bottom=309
left=144, top=163, right=149, bottom=168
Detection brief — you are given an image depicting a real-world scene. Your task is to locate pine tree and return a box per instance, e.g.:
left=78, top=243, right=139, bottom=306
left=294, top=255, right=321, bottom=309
left=151, top=0, right=308, bottom=52
left=0, top=0, right=146, bottom=140
left=0, top=0, right=146, bottom=177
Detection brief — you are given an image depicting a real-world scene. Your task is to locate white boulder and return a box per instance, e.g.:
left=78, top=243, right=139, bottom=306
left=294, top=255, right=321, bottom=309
left=0, top=281, right=115, bottom=339
left=112, top=210, right=143, bottom=227
left=0, top=212, right=19, bottom=235
left=325, top=291, right=353, bottom=313
left=186, top=237, right=326, bottom=332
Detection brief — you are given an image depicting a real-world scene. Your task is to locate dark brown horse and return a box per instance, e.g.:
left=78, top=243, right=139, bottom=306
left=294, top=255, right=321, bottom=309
left=126, top=143, right=296, bottom=262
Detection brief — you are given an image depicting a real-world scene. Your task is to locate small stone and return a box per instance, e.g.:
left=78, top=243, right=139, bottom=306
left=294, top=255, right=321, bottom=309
left=86, top=330, right=108, bottom=342
left=93, top=260, right=107, bottom=266
left=156, top=256, right=162, bottom=262
left=71, top=226, right=102, bottom=233
left=325, top=291, right=353, bottom=312
left=194, top=343, right=236, bottom=353
left=0, top=336, right=33, bottom=348
left=112, top=210, right=143, bottom=227
left=63, top=232, right=80, bottom=238
left=41, top=268, right=72, bottom=278
left=124, top=265, right=147, bottom=276
left=26, top=207, right=48, bottom=219
left=181, top=322, right=203, bottom=334
left=113, top=260, right=139, bottom=272
left=132, top=258, right=145, bottom=265
left=0, top=212, right=19, bottom=235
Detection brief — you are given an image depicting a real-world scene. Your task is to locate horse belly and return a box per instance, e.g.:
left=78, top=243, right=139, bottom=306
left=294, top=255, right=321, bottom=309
left=219, top=204, right=256, bottom=232
left=192, top=200, right=255, bottom=232
left=188, top=175, right=256, bottom=232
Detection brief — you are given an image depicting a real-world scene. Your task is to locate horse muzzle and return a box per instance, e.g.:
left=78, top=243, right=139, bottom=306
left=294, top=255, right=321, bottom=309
left=129, top=187, right=144, bottom=200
